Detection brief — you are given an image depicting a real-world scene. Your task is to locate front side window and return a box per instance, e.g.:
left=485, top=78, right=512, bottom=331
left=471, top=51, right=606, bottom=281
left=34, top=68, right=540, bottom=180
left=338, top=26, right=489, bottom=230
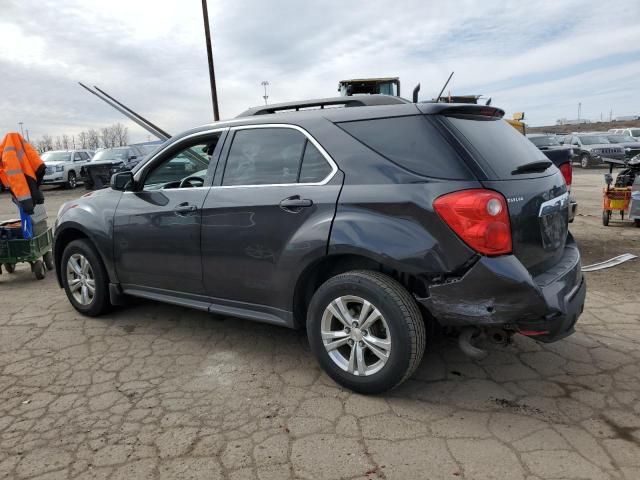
left=222, top=128, right=314, bottom=186
left=144, top=138, right=218, bottom=189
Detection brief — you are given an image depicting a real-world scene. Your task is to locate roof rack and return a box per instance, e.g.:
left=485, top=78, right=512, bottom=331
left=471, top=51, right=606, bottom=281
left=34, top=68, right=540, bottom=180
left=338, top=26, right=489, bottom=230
left=237, top=95, right=410, bottom=117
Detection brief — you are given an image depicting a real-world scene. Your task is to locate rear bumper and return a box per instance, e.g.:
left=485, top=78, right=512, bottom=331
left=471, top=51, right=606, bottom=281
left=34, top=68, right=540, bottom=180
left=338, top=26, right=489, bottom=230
left=420, top=234, right=586, bottom=343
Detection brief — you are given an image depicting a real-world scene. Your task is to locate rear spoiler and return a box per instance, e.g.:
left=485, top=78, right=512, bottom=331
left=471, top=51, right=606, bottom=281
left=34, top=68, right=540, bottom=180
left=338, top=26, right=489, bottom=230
left=417, top=103, right=505, bottom=118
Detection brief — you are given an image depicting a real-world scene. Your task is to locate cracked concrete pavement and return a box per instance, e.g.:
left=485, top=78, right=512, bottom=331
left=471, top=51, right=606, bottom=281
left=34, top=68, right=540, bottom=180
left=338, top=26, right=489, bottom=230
left=1, top=171, right=639, bottom=480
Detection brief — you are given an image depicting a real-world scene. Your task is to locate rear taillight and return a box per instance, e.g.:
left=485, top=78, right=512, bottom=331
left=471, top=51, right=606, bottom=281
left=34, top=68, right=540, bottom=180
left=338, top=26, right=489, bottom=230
left=434, top=189, right=512, bottom=256
left=559, top=163, right=572, bottom=188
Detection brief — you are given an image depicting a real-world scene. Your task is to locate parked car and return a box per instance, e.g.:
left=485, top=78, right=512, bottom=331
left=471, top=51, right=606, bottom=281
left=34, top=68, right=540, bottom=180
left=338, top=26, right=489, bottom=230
left=562, top=134, right=625, bottom=168
left=40, top=150, right=94, bottom=188
left=54, top=98, right=585, bottom=394
left=602, top=134, right=640, bottom=160
left=527, top=134, right=577, bottom=222
left=80, top=145, right=146, bottom=190
left=615, top=128, right=640, bottom=140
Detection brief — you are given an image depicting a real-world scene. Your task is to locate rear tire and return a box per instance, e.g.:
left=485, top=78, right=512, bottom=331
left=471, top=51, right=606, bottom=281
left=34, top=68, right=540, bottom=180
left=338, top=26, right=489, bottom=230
left=3, top=263, right=15, bottom=273
left=602, top=210, right=610, bottom=226
left=32, top=260, right=46, bottom=280
left=43, top=251, right=54, bottom=271
left=307, top=270, right=426, bottom=394
left=61, top=239, right=111, bottom=316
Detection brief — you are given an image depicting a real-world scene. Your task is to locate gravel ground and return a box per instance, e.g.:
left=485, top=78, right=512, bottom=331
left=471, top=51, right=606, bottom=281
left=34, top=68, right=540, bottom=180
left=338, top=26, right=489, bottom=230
left=0, top=170, right=639, bottom=480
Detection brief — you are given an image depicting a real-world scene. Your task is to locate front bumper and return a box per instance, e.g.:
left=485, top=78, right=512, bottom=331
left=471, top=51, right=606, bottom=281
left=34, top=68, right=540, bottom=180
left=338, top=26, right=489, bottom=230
left=420, top=234, right=586, bottom=343
left=42, top=174, right=65, bottom=184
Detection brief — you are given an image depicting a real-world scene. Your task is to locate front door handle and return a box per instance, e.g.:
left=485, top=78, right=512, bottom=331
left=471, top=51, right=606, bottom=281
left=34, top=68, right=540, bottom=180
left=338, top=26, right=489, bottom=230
left=174, top=202, right=197, bottom=214
left=279, top=196, right=313, bottom=212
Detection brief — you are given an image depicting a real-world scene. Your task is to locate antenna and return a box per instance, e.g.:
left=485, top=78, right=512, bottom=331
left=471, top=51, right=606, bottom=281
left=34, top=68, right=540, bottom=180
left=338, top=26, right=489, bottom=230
left=78, top=82, right=170, bottom=141
left=93, top=86, right=171, bottom=139
left=435, top=71, right=454, bottom=103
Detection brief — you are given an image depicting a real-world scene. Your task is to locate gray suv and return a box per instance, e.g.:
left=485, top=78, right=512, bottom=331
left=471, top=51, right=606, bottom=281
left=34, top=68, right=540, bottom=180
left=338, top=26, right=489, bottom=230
left=562, top=134, right=625, bottom=168
left=54, top=97, right=586, bottom=393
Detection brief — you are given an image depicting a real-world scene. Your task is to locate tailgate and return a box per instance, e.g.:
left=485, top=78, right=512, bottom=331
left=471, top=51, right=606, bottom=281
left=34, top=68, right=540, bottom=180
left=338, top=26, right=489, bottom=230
left=442, top=114, right=569, bottom=275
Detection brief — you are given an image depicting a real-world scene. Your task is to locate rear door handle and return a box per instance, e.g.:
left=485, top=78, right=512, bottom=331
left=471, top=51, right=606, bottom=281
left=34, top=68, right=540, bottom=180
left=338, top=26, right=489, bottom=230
left=174, top=202, right=198, bottom=214
left=279, top=196, right=313, bottom=212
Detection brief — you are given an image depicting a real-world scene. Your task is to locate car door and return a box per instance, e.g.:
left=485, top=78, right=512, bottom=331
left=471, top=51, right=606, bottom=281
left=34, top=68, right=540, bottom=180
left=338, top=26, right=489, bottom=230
left=113, top=130, right=226, bottom=295
left=201, top=124, right=342, bottom=315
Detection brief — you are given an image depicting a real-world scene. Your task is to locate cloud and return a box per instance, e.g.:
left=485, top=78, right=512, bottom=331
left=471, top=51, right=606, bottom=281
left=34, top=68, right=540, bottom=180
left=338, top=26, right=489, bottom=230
left=0, top=0, right=639, bottom=142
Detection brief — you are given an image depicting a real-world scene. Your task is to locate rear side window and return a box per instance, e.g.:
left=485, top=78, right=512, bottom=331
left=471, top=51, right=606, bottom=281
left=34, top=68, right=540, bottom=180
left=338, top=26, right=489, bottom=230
left=299, top=143, right=332, bottom=183
left=337, top=115, right=471, bottom=179
left=446, top=117, right=549, bottom=178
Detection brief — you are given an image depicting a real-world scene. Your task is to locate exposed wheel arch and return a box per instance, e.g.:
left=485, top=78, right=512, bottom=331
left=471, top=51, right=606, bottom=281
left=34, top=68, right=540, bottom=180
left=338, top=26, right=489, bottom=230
left=292, top=254, right=428, bottom=328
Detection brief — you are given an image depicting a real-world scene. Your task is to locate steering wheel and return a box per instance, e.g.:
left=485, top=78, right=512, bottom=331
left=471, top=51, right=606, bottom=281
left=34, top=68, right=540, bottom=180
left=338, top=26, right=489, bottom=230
left=179, top=176, right=205, bottom=188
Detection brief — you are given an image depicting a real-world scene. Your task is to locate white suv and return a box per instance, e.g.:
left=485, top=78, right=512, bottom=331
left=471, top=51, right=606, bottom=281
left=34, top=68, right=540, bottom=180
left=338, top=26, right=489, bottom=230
left=609, top=128, right=640, bottom=139
left=41, top=150, right=94, bottom=189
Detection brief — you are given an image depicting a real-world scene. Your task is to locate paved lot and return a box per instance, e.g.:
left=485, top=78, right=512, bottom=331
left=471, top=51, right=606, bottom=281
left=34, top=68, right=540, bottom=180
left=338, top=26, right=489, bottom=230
left=1, top=172, right=639, bottom=480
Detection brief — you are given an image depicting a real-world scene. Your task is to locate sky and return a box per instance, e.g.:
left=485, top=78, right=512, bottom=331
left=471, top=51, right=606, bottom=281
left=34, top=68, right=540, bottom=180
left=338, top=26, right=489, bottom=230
left=1, top=0, right=639, bottom=144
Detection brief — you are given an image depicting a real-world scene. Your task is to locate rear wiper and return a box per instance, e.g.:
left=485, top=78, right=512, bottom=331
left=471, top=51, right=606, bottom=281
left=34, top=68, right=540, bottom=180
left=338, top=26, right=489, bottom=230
left=511, top=160, right=553, bottom=174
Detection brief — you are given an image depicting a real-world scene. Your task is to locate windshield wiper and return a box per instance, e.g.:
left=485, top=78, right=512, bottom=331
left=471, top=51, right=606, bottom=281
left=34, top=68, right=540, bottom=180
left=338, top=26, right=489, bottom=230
left=511, top=160, right=553, bottom=175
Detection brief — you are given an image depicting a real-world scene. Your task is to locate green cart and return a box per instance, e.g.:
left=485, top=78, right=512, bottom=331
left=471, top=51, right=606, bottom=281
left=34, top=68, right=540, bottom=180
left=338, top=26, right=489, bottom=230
left=0, top=228, right=54, bottom=280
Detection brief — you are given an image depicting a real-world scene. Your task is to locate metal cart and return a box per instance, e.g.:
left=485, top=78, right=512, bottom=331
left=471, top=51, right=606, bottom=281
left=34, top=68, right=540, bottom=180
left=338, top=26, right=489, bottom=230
left=602, top=158, right=640, bottom=227
left=0, top=227, right=54, bottom=279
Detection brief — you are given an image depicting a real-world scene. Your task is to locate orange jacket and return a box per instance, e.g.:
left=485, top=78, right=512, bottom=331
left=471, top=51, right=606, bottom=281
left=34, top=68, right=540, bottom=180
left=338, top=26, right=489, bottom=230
left=0, top=132, right=45, bottom=214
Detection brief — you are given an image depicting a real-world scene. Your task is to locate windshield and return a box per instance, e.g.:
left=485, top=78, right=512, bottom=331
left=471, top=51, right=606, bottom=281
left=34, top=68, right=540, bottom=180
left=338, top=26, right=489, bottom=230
left=630, top=129, right=640, bottom=138
left=606, top=135, right=635, bottom=143
left=41, top=151, right=71, bottom=162
left=579, top=135, right=609, bottom=145
left=529, top=136, right=561, bottom=147
left=92, top=148, right=130, bottom=162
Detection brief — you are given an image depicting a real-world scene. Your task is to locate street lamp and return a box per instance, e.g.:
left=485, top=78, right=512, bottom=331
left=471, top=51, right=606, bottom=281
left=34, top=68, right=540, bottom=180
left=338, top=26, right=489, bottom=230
left=261, top=81, right=269, bottom=105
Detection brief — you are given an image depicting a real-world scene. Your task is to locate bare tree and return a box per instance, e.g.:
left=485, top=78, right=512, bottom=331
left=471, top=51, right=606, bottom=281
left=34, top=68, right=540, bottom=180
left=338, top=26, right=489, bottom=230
left=54, top=136, right=62, bottom=150
left=61, top=134, right=71, bottom=150
left=78, top=131, right=88, bottom=149
left=100, top=127, right=114, bottom=148
left=87, top=129, right=100, bottom=150
left=112, top=122, right=129, bottom=146
left=40, top=135, right=53, bottom=151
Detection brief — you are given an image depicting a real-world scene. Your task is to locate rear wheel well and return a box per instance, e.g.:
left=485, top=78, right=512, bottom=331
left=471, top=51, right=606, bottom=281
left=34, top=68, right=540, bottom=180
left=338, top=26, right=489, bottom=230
left=292, top=254, right=429, bottom=327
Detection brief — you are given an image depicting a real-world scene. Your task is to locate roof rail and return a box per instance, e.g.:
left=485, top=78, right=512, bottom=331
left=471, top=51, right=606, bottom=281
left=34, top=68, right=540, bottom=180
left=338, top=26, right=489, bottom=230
left=237, top=95, right=410, bottom=117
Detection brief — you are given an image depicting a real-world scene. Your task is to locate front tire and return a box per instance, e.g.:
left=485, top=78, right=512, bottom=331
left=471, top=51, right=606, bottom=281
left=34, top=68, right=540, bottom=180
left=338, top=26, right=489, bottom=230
left=580, top=154, right=590, bottom=169
left=307, top=270, right=426, bottom=394
left=61, top=239, right=111, bottom=316
left=66, top=171, right=77, bottom=189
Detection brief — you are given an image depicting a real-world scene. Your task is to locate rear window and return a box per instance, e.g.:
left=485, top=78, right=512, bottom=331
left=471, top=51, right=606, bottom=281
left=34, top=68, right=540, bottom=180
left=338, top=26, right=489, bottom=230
left=445, top=117, right=549, bottom=178
left=337, top=115, right=472, bottom=179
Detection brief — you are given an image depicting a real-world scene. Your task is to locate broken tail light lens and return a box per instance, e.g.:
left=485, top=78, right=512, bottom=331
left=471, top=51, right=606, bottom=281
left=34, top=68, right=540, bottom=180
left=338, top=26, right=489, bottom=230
left=559, top=162, right=572, bottom=188
left=434, top=189, right=512, bottom=256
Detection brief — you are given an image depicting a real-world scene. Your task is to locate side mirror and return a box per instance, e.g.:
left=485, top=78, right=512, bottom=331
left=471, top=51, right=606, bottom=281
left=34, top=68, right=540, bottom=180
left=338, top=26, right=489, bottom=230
left=111, top=171, right=134, bottom=191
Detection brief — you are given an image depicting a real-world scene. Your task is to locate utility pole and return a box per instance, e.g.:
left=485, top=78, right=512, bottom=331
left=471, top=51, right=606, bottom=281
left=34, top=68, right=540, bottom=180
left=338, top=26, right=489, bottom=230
left=261, top=81, right=269, bottom=105
left=25, top=129, right=30, bottom=143
left=577, top=103, right=581, bottom=123
left=18, top=122, right=24, bottom=137
left=609, top=109, right=613, bottom=122
left=201, top=0, right=220, bottom=121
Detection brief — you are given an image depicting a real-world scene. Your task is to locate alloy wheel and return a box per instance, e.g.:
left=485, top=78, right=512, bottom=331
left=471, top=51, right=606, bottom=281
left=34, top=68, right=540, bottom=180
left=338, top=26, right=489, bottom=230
left=66, top=253, right=95, bottom=306
left=321, top=295, right=391, bottom=376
